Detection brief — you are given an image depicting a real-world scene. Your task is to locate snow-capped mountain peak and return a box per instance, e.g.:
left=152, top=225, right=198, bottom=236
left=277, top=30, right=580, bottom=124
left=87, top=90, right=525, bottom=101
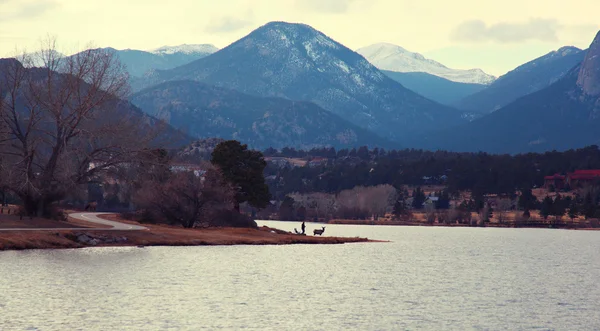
left=356, top=43, right=496, bottom=85
left=151, top=44, right=219, bottom=55
left=144, top=21, right=466, bottom=141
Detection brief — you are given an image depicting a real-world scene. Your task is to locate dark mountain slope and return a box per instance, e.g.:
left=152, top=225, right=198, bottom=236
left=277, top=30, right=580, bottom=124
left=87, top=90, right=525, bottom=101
left=382, top=70, right=486, bottom=105
left=131, top=80, right=397, bottom=150
left=415, top=67, right=600, bottom=153
left=455, top=46, right=586, bottom=113
left=139, top=22, right=465, bottom=141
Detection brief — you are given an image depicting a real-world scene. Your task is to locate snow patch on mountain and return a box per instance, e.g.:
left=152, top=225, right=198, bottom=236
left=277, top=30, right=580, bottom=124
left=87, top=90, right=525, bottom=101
left=151, top=44, right=218, bottom=55
left=357, top=43, right=496, bottom=85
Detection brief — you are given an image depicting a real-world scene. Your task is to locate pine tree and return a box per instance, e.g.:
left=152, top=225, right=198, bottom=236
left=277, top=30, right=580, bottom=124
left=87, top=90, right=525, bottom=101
left=518, top=188, right=537, bottom=211
left=540, top=196, right=553, bottom=220
left=568, top=200, right=579, bottom=221
left=412, top=187, right=426, bottom=210
left=393, top=189, right=406, bottom=217
left=552, top=194, right=566, bottom=220
left=582, top=192, right=597, bottom=219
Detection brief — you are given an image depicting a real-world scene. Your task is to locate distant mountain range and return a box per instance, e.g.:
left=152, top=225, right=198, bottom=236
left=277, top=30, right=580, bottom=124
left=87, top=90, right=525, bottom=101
left=105, top=44, right=218, bottom=77
left=0, top=58, right=192, bottom=148
left=381, top=70, right=487, bottom=105
left=12, top=21, right=600, bottom=154
left=134, top=22, right=467, bottom=141
left=151, top=44, right=219, bottom=55
left=413, top=32, right=600, bottom=154
left=356, top=43, right=496, bottom=85
left=131, top=80, right=396, bottom=149
left=455, top=46, right=586, bottom=113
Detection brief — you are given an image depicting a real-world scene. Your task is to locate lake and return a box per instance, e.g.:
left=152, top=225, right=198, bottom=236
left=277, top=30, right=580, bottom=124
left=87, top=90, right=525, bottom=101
left=2, top=221, right=600, bottom=330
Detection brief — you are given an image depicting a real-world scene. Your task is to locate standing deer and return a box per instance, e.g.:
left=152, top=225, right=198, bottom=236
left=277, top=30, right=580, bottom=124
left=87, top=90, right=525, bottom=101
left=313, top=226, right=326, bottom=236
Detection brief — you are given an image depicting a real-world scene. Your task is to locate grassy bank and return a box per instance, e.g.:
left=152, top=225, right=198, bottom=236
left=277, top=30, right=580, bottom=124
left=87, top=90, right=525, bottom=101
left=0, top=214, right=373, bottom=251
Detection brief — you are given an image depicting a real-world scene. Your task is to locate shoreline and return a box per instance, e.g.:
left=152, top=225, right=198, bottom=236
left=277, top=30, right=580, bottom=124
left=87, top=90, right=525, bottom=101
left=327, top=218, right=600, bottom=230
left=0, top=214, right=375, bottom=251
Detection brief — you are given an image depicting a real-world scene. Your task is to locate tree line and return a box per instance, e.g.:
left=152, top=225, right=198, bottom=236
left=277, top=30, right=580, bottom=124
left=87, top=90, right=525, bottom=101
left=264, top=145, right=600, bottom=200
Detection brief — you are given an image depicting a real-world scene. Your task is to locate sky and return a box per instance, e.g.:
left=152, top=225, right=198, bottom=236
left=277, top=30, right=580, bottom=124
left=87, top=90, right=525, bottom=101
left=0, top=0, right=598, bottom=76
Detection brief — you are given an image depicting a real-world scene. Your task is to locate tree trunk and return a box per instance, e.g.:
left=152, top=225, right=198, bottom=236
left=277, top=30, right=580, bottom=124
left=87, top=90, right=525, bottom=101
left=36, top=199, right=45, bottom=218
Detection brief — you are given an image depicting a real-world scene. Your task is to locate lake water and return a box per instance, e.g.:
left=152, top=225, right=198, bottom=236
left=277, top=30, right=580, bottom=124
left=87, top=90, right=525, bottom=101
left=2, top=222, right=600, bottom=330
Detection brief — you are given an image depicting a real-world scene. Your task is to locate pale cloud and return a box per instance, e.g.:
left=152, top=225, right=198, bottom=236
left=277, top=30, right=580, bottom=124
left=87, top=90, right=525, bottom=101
left=451, top=19, right=561, bottom=43
left=295, top=0, right=358, bottom=13
left=0, top=0, right=599, bottom=76
left=0, top=0, right=59, bottom=21
left=205, top=16, right=254, bottom=33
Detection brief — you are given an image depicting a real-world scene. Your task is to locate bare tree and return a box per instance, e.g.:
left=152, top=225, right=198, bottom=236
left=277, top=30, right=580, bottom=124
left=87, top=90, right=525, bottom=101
left=134, top=165, right=234, bottom=228
left=496, top=199, right=512, bottom=224
left=424, top=203, right=436, bottom=224
left=0, top=39, right=162, bottom=216
left=365, top=184, right=397, bottom=220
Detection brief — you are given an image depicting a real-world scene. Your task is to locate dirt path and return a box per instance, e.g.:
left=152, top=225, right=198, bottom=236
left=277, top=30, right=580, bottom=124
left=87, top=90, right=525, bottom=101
left=0, top=212, right=147, bottom=231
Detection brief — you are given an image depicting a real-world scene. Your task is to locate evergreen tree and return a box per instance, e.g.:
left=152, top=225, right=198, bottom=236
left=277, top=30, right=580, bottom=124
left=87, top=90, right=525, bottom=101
left=211, top=140, right=271, bottom=211
left=568, top=200, right=579, bottom=221
left=411, top=187, right=426, bottom=210
left=540, top=196, right=553, bottom=220
left=552, top=195, right=566, bottom=220
left=583, top=192, right=597, bottom=219
left=278, top=196, right=296, bottom=221
left=518, top=188, right=537, bottom=211
left=393, top=191, right=406, bottom=217
left=435, top=190, right=451, bottom=209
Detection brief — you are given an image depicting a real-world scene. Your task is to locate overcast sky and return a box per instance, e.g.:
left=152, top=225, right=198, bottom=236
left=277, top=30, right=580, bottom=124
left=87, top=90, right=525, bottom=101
left=1, top=0, right=598, bottom=76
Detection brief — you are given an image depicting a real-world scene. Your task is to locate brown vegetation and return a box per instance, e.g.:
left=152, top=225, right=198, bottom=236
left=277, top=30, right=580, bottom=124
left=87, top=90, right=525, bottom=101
left=0, top=38, right=165, bottom=217
left=0, top=213, right=373, bottom=251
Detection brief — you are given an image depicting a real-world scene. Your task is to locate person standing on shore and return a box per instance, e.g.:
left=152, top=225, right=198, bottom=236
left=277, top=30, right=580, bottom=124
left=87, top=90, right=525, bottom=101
left=301, top=221, right=306, bottom=234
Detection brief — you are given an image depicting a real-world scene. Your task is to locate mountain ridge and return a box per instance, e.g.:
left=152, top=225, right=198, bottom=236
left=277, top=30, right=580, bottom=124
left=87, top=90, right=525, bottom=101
left=137, top=21, right=467, bottom=141
left=455, top=46, right=586, bottom=113
left=131, top=79, right=397, bottom=150
left=356, top=43, right=496, bottom=85
left=410, top=31, right=600, bottom=154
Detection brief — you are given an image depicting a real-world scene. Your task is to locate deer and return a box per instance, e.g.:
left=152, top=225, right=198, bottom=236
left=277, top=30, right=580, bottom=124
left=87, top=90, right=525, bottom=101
left=313, top=226, right=326, bottom=236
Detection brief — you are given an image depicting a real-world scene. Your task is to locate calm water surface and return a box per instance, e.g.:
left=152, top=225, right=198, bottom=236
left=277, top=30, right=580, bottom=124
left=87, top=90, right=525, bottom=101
left=2, top=222, right=600, bottom=330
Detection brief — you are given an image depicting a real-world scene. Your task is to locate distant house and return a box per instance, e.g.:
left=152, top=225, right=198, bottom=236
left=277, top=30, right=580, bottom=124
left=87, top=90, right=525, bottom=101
left=423, top=196, right=439, bottom=206
left=566, top=170, right=600, bottom=188
left=544, top=173, right=566, bottom=190
left=544, top=170, right=600, bottom=190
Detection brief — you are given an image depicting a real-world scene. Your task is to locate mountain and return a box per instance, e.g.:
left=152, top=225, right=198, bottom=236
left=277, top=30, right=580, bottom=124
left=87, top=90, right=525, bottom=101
left=412, top=31, right=600, bottom=154
left=106, top=44, right=218, bottom=77
left=0, top=57, right=192, bottom=148
left=131, top=80, right=397, bottom=150
left=356, top=43, right=496, bottom=85
left=137, top=22, right=466, bottom=141
left=151, top=44, right=219, bottom=55
left=455, top=46, right=586, bottom=113
left=577, top=35, right=600, bottom=96
left=381, top=70, right=487, bottom=105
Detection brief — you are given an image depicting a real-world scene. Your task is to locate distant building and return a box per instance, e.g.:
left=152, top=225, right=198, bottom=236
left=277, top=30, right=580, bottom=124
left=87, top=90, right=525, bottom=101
left=544, top=173, right=566, bottom=190
left=566, top=170, right=600, bottom=188
left=544, top=170, right=600, bottom=190
left=423, top=196, right=439, bottom=206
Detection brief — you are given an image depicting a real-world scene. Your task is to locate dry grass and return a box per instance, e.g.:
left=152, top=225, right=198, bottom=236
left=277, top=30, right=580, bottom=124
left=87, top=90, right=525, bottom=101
left=0, top=213, right=373, bottom=251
